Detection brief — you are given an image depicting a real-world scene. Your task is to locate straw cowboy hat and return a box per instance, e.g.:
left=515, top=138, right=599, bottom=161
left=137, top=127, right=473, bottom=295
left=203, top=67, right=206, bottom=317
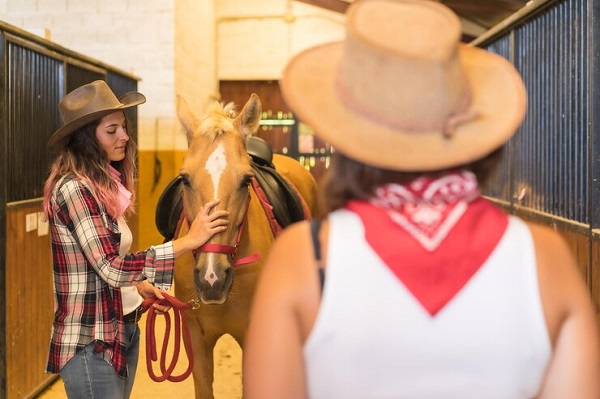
left=48, top=80, right=146, bottom=152
left=280, top=0, right=527, bottom=171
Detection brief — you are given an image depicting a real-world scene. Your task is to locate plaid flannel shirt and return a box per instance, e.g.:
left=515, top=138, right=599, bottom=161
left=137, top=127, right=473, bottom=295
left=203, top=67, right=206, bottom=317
left=45, top=175, right=175, bottom=378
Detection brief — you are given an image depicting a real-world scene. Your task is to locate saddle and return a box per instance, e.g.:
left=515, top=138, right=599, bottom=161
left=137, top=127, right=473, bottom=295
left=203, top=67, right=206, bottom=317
left=155, top=136, right=307, bottom=242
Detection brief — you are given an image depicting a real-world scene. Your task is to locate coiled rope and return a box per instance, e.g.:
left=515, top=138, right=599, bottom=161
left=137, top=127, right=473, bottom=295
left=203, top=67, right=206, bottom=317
left=141, top=293, right=194, bottom=382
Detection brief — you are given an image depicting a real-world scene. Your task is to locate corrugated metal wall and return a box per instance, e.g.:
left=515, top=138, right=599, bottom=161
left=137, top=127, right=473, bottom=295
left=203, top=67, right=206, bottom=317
left=478, top=0, right=599, bottom=319
left=4, top=38, right=141, bottom=203
left=6, top=39, right=63, bottom=202
left=482, top=0, right=591, bottom=228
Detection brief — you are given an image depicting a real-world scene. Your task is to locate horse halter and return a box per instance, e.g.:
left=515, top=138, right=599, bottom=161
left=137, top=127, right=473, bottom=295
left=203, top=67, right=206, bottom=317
left=189, top=188, right=260, bottom=267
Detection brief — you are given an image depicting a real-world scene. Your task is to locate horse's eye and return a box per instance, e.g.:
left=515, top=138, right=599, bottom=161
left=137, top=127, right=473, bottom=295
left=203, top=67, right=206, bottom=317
left=179, top=174, right=191, bottom=187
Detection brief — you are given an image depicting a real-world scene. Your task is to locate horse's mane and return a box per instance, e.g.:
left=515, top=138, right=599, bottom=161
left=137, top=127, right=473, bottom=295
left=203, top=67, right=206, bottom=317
left=199, top=101, right=238, bottom=141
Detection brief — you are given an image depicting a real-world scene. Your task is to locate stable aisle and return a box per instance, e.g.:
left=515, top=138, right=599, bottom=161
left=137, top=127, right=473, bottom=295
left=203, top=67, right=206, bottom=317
left=37, top=312, right=242, bottom=399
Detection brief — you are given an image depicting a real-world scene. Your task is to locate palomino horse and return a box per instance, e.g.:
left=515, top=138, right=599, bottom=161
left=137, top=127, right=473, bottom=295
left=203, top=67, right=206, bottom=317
left=172, top=93, right=318, bottom=398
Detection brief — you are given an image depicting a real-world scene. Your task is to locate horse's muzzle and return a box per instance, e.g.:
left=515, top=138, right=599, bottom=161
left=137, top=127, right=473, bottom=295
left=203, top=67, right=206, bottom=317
left=193, top=265, right=233, bottom=305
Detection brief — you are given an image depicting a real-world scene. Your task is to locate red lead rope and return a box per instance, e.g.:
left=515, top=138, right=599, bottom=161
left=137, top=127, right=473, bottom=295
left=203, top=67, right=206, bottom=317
left=141, top=293, right=194, bottom=382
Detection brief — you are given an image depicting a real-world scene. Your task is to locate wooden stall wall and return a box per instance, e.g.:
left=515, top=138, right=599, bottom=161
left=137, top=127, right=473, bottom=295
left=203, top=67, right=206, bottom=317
left=5, top=202, right=53, bottom=399
left=0, top=22, right=140, bottom=398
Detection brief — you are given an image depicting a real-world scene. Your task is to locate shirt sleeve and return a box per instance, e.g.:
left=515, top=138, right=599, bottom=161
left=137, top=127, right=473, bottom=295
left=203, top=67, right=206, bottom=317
left=55, top=179, right=174, bottom=288
left=141, top=242, right=175, bottom=290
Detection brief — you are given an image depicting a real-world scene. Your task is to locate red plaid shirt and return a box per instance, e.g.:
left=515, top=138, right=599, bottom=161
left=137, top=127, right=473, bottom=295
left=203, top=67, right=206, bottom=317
left=45, top=175, right=174, bottom=378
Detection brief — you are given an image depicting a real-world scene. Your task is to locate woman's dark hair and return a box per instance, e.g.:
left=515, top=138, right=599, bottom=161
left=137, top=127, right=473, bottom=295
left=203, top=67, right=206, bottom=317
left=319, top=147, right=504, bottom=214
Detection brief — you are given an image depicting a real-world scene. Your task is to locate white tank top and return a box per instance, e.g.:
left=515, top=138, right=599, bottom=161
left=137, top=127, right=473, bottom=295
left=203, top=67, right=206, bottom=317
left=118, top=216, right=143, bottom=314
left=304, top=210, right=551, bottom=399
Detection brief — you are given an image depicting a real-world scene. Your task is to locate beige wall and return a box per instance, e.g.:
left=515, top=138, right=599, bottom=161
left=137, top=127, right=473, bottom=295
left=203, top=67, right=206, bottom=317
left=1, top=0, right=343, bottom=249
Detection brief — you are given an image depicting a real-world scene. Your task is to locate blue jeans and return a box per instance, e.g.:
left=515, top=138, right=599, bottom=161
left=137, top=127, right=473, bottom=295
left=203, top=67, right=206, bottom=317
left=59, top=322, right=140, bottom=399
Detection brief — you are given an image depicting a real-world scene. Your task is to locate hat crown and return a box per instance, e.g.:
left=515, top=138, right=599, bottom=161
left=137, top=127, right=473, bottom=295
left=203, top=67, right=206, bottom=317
left=48, top=80, right=145, bottom=152
left=59, top=80, right=122, bottom=125
left=280, top=0, right=526, bottom=171
left=338, top=0, right=471, bottom=132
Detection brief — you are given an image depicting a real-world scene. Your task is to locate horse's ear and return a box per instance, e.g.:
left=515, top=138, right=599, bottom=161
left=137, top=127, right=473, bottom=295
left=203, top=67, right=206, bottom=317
left=236, top=93, right=262, bottom=140
left=176, top=95, right=200, bottom=146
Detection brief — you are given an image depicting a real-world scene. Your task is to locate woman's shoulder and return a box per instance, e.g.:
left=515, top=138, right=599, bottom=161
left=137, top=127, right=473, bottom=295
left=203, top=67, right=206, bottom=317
left=523, top=219, right=595, bottom=342
left=524, top=219, right=600, bottom=396
left=263, top=220, right=328, bottom=287
left=53, top=174, right=102, bottom=213
left=55, top=174, right=93, bottom=197
left=523, top=219, right=579, bottom=293
left=53, top=173, right=78, bottom=192
left=269, top=220, right=314, bottom=256
left=523, top=219, right=574, bottom=262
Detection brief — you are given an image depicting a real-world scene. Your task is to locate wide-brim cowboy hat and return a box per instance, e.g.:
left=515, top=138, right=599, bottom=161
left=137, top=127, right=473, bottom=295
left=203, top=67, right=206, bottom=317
left=280, top=0, right=527, bottom=171
left=48, top=79, right=146, bottom=152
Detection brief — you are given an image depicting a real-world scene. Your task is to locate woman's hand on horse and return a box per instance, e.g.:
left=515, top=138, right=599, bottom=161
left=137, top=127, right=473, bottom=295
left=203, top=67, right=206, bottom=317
left=189, top=199, right=229, bottom=244
left=173, top=199, right=229, bottom=255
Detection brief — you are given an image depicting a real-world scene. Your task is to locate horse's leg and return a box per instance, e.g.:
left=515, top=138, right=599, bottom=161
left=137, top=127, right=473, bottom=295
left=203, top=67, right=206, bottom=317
left=187, top=311, right=218, bottom=399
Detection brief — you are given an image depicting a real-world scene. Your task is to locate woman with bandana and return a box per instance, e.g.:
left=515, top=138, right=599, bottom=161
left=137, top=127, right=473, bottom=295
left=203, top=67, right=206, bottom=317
left=242, top=1, right=600, bottom=398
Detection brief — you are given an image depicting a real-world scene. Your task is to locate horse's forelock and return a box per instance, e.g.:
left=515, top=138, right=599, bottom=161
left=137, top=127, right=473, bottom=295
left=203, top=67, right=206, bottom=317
left=198, top=101, right=237, bottom=140
left=223, top=102, right=237, bottom=117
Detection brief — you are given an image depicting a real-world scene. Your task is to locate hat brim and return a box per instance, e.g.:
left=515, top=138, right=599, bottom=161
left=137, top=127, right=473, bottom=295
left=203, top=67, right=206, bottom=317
left=48, top=92, right=146, bottom=152
left=280, top=42, right=527, bottom=171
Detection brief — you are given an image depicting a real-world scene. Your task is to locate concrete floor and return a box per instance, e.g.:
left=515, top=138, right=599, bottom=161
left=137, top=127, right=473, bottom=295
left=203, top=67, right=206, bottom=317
left=36, top=312, right=242, bottom=399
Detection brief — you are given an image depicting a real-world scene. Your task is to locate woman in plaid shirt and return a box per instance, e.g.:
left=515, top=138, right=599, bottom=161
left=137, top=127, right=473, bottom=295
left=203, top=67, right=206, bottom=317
left=42, top=80, right=229, bottom=398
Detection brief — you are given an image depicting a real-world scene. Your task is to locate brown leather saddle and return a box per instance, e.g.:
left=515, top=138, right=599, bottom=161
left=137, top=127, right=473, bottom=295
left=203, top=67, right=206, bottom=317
left=155, top=136, right=306, bottom=242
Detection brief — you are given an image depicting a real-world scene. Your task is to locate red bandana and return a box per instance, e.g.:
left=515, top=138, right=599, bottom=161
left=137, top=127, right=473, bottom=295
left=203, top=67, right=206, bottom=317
left=346, top=171, right=508, bottom=316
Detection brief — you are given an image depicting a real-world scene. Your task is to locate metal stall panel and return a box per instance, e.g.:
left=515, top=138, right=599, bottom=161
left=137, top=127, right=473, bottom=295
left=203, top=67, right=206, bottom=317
left=6, top=39, right=63, bottom=202
left=590, top=0, right=600, bottom=317
left=511, top=0, right=589, bottom=225
left=66, top=62, right=104, bottom=94
left=592, top=0, right=600, bottom=230
left=482, top=35, right=514, bottom=204
left=0, top=31, right=7, bottom=399
left=481, top=0, right=593, bottom=297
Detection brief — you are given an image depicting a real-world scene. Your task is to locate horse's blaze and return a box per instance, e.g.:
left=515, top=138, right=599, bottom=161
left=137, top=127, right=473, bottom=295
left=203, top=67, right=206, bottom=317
left=193, top=253, right=234, bottom=304
left=205, top=142, right=227, bottom=199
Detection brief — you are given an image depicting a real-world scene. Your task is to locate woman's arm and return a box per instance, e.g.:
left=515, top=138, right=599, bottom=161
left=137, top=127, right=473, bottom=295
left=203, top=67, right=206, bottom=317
left=243, top=221, right=323, bottom=399
left=55, top=179, right=227, bottom=288
left=530, top=223, right=600, bottom=398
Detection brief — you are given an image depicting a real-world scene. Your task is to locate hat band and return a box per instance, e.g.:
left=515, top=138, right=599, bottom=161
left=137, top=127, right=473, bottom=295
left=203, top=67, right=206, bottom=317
left=335, top=76, right=479, bottom=136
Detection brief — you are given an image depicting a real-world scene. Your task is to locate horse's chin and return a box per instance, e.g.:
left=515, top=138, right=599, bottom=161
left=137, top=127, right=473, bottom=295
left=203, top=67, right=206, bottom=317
left=196, top=288, right=230, bottom=305
left=199, top=297, right=228, bottom=305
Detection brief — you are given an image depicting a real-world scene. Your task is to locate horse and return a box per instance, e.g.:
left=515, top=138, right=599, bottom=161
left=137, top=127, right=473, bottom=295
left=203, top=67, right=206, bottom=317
left=167, top=93, right=318, bottom=398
